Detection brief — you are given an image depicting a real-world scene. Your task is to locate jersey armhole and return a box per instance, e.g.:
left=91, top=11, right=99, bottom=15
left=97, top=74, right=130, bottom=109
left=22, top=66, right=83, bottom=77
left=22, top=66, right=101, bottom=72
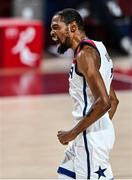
left=75, top=62, right=84, bottom=77
left=73, top=39, right=101, bottom=76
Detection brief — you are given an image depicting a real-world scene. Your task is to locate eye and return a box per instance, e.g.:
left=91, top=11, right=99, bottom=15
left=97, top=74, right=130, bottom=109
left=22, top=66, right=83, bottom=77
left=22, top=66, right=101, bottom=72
left=54, top=26, right=58, bottom=30
left=52, top=24, right=59, bottom=30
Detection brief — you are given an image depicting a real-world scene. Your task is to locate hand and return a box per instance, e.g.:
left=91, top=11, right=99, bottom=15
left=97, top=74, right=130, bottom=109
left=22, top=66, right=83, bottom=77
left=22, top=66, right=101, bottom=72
left=57, top=130, right=76, bottom=145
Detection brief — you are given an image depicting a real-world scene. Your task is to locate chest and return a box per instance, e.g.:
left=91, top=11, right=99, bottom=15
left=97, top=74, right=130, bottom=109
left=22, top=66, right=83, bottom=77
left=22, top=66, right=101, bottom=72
left=69, top=63, right=84, bottom=89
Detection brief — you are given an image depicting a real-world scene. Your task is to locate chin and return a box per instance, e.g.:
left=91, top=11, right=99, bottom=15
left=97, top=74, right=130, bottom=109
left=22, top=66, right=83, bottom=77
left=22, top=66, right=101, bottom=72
left=57, top=48, right=68, bottom=54
left=57, top=44, right=69, bottom=54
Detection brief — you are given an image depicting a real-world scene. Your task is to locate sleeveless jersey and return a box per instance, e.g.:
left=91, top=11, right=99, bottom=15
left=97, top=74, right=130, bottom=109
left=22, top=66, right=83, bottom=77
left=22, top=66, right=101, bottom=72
left=69, top=39, right=113, bottom=132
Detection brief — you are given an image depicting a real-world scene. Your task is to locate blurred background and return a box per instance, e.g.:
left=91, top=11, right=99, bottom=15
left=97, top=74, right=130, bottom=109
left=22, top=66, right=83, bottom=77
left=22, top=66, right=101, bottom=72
left=0, top=0, right=132, bottom=179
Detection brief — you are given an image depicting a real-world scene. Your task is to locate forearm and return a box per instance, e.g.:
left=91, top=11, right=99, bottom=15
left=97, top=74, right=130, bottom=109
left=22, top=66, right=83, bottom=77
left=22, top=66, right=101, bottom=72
left=71, top=97, right=111, bottom=137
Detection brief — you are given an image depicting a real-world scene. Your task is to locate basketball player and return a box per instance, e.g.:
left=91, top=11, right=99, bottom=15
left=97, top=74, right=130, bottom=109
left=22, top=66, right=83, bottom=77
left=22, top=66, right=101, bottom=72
left=50, top=8, right=119, bottom=180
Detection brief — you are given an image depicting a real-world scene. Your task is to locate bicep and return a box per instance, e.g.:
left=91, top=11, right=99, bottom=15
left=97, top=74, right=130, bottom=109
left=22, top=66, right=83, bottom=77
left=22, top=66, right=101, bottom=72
left=85, top=69, right=109, bottom=101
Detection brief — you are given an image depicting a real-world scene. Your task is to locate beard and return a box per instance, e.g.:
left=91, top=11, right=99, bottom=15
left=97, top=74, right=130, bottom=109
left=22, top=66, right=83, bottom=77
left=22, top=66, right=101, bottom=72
left=57, top=37, right=70, bottom=54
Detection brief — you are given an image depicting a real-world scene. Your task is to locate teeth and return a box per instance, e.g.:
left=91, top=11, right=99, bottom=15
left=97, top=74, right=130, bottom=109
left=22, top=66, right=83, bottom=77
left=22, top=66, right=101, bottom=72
left=51, top=36, right=60, bottom=45
left=52, top=36, right=58, bottom=41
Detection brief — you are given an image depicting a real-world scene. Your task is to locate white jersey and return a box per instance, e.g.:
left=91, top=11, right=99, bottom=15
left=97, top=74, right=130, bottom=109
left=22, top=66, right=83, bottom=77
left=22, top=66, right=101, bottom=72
left=69, top=39, right=113, bottom=132
left=58, top=40, right=115, bottom=180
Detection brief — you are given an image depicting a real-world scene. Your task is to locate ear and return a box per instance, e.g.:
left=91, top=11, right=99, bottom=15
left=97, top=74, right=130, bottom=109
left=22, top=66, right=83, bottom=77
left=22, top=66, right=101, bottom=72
left=69, top=21, right=77, bottom=32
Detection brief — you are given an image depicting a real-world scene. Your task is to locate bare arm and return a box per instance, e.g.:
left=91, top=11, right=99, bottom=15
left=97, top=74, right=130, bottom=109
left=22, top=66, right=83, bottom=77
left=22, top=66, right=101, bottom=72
left=69, top=46, right=111, bottom=136
left=58, top=46, right=112, bottom=144
left=108, top=85, right=119, bottom=119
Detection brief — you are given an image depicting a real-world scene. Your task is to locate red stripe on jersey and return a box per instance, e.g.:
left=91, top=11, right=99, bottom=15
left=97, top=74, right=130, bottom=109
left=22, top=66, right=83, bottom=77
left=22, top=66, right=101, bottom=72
left=72, top=39, right=97, bottom=64
left=84, top=39, right=96, bottom=47
left=72, top=59, right=76, bottom=64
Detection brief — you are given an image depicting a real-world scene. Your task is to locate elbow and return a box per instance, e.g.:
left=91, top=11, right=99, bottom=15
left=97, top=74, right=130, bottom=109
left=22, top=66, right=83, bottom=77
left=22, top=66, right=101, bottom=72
left=114, top=98, right=119, bottom=106
left=102, top=98, right=111, bottom=111
left=111, top=97, right=119, bottom=106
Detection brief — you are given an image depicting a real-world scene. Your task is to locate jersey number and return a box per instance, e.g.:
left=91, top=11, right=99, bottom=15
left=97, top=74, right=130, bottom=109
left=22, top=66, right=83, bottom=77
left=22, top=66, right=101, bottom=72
left=70, top=66, right=74, bottom=78
left=110, top=68, right=113, bottom=78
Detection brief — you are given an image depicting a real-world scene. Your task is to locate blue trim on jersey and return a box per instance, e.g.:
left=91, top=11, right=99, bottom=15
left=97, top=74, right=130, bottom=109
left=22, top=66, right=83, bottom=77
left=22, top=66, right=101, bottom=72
left=83, top=130, right=91, bottom=179
left=74, top=63, right=84, bottom=77
left=57, top=167, right=76, bottom=179
left=83, top=77, right=87, bottom=116
left=82, top=77, right=91, bottom=179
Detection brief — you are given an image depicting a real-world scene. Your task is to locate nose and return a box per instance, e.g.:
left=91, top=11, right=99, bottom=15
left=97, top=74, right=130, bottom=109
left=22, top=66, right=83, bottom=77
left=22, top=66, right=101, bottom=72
left=50, top=30, right=55, bottom=37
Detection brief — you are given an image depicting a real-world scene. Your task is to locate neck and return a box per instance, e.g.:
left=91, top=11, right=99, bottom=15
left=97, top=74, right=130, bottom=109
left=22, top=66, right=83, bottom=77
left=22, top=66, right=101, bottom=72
left=70, top=32, right=87, bottom=51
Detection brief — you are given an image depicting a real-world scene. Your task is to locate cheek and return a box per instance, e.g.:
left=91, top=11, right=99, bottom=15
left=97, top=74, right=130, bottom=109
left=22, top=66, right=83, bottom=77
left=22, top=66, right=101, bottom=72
left=59, top=30, right=68, bottom=43
left=58, top=34, right=66, bottom=44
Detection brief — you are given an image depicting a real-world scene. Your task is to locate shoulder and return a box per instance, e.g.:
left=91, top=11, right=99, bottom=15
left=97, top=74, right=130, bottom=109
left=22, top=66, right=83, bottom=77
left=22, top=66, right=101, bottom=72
left=76, top=45, right=100, bottom=71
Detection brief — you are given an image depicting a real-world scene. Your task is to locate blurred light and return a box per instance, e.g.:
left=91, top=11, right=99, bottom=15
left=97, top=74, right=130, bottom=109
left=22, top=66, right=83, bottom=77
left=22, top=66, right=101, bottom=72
left=22, top=7, right=34, bottom=19
left=107, top=1, right=122, bottom=17
left=77, top=8, right=90, bottom=19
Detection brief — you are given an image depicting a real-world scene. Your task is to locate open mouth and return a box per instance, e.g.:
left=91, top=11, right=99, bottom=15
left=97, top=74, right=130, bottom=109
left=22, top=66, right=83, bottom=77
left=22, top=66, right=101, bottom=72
left=52, top=36, right=60, bottom=45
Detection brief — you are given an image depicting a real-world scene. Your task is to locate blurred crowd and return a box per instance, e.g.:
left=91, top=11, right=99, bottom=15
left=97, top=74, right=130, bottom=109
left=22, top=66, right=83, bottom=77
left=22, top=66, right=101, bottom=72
left=0, top=0, right=132, bottom=56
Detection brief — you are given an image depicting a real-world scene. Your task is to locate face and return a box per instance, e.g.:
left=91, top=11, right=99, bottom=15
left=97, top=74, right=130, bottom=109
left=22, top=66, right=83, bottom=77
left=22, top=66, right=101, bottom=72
left=50, top=15, right=71, bottom=54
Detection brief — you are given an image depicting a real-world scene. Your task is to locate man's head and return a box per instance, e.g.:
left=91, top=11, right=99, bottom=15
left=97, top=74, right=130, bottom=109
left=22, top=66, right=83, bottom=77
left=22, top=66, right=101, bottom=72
left=50, top=8, right=85, bottom=54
